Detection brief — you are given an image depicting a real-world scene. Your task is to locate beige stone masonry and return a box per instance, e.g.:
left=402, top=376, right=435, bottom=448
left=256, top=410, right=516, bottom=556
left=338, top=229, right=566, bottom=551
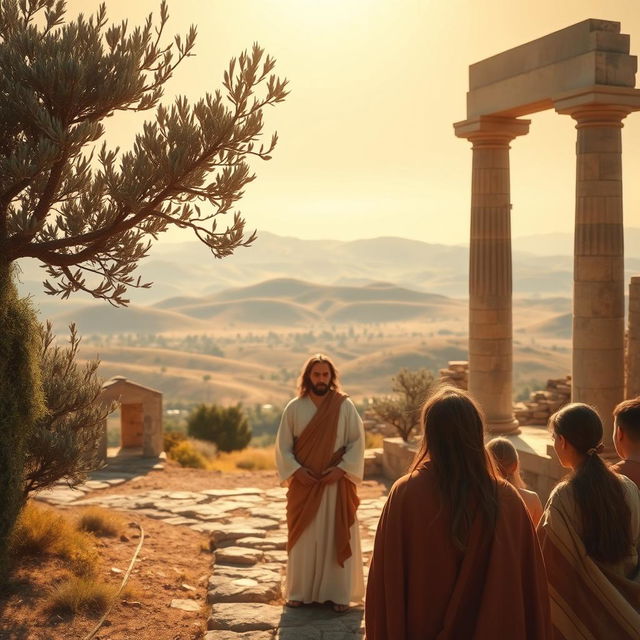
left=468, top=20, right=637, bottom=118
left=555, top=90, right=640, bottom=450
left=454, top=117, right=529, bottom=434
left=627, top=276, right=640, bottom=399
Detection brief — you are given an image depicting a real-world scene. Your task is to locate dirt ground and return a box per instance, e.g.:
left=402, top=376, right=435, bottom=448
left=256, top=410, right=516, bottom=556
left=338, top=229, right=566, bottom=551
left=0, top=462, right=390, bottom=640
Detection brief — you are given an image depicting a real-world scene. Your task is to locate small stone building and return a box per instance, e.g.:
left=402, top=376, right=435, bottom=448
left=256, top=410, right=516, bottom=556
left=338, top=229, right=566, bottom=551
left=99, top=376, right=163, bottom=460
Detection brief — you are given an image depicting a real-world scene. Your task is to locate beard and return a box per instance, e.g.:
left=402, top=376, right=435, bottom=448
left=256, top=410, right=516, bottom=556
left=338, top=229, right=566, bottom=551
left=309, top=382, right=330, bottom=396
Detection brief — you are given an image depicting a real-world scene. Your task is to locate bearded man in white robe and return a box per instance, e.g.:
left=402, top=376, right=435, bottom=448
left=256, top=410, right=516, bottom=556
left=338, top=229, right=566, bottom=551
left=275, top=353, right=365, bottom=612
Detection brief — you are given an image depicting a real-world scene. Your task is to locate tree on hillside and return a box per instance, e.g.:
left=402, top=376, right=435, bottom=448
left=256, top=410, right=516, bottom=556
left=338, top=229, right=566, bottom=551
left=372, top=368, right=435, bottom=442
left=0, top=0, right=287, bottom=582
left=187, top=403, right=252, bottom=452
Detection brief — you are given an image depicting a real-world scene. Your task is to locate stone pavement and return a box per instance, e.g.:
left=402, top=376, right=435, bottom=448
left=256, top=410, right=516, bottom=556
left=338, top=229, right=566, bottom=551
left=37, top=478, right=385, bottom=639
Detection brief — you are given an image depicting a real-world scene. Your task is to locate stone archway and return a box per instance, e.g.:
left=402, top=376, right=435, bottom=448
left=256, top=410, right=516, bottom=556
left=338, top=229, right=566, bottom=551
left=454, top=18, right=640, bottom=451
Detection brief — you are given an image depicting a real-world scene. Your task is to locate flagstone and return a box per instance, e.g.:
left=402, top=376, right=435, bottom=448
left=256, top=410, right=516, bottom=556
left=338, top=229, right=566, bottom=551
left=207, top=603, right=282, bottom=632
left=207, top=573, right=281, bottom=604
left=214, top=546, right=263, bottom=565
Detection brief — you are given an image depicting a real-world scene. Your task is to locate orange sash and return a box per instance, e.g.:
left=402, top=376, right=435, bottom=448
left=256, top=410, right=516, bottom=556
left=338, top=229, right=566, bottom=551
left=286, top=390, right=359, bottom=567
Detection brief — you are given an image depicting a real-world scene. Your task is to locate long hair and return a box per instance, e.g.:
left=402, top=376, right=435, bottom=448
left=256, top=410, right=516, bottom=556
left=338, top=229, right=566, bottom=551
left=550, top=403, right=632, bottom=563
left=486, top=437, right=525, bottom=489
left=296, top=353, right=341, bottom=397
left=411, top=386, right=498, bottom=550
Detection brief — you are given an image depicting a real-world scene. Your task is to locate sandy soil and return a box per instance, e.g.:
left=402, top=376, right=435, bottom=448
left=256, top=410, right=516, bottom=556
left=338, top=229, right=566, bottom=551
left=0, top=461, right=389, bottom=640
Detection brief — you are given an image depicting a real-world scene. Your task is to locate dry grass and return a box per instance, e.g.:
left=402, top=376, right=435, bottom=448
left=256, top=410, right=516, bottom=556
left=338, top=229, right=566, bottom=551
left=77, top=507, right=124, bottom=537
left=46, top=575, right=117, bottom=616
left=168, top=439, right=277, bottom=472
left=208, top=446, right=276, bottom=472
left=10, top=502, right=98, bottom=575
left=365, top=432, right=385, bottom=449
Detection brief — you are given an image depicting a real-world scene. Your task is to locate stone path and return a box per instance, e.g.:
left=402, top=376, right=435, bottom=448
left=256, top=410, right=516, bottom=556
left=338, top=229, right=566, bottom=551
left=37, top=480, right=385, bottom=639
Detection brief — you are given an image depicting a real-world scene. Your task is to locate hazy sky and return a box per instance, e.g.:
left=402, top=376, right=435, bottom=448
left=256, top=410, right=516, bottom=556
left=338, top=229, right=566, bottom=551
left=67, top=0, right=640, bottom=245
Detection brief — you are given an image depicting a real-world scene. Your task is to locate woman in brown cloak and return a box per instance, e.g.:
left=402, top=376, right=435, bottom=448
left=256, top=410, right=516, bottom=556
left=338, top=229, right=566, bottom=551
left=365, top=386, right=551, bottom=640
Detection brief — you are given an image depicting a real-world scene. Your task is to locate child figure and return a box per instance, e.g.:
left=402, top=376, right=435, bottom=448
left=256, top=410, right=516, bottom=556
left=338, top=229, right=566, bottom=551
left=486, top=437, right=543, bottom=526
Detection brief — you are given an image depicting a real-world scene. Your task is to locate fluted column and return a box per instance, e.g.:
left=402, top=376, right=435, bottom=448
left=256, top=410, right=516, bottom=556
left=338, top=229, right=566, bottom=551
left=454, top=117, right=530, bottom=433
left=627, top=276, right=640, bottom=399
left=555, top=92, right=640, bottom=451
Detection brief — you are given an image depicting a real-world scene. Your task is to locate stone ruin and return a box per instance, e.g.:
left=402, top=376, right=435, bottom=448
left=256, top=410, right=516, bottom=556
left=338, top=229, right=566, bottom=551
left=514, top=376, right=572, bottom=426
left=439, top=360, right=469, bottom=390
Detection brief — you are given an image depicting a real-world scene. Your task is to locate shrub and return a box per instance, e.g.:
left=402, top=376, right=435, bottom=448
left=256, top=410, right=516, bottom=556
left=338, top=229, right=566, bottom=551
left=77, top=507, right=124, bottom=538
left=372, top=368, right=435, bottom=442
left=187, top=404, right=252, bottom=452
left=10, top=502, right=97, bottom=575
left=169, top=440, right=209, bottom=469
left=23, top=322, right=112, bottom=500
left=163, top=430, right=187, bottom=454
left=46, top=576, right=116, bottom=616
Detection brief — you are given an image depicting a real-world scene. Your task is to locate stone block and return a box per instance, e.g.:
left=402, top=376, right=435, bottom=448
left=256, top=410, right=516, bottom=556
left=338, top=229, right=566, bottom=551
left=572, top=316, right=625, bottom=349
left=207, top=603, right=282, bottom=632
left=573, top=281, right=625, bottom=317
left=382, top=438, right=417, bottom=480
left=573, top=348, right=625, bottom=388
left=574, top=255, right=623, bottom=282
left=214, top=547, right=264, bottom=565
left=207, top=574, right=281, bottom=604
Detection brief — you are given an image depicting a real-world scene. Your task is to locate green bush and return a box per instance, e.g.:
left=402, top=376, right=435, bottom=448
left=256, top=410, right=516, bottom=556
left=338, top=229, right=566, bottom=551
left=187, top=404, right=252, bottom=453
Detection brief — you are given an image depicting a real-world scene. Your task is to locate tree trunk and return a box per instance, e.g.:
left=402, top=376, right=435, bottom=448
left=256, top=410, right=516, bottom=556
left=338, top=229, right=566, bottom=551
left=0, top=263, right=44, bottom=583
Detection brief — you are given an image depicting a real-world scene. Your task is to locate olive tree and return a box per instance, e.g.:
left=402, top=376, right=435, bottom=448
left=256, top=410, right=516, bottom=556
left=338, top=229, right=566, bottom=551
left=372, top=368, right=435, bottom=442
left=0, top=0, right=287, bottom=581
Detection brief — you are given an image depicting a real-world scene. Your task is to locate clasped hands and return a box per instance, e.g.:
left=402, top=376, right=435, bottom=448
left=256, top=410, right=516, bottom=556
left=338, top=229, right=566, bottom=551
left=294, top=465, right=345, bottom=487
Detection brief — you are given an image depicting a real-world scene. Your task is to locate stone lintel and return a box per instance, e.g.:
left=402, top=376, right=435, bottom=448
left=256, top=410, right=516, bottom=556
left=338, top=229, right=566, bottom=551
left=454, top=116, right=530, bottom=145
left=554, top=85, right=640, bottom=120
left=469, top=19, right=625, bottom=91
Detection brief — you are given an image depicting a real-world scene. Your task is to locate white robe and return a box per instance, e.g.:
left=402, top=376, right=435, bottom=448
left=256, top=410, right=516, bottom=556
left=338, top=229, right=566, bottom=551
left=275, top=394, right=365, bottom=605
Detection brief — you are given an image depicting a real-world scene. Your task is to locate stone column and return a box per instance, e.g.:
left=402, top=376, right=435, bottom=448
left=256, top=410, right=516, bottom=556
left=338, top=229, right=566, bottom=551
left=555, top=89, right=640, bottom=450
left=627, top=276, right=640, bottom=399
left=454, top=117, right=530, bottom=433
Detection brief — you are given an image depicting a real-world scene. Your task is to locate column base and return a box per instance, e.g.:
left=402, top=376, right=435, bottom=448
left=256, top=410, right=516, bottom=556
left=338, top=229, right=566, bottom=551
left=485, top=417, right=520, bottom=435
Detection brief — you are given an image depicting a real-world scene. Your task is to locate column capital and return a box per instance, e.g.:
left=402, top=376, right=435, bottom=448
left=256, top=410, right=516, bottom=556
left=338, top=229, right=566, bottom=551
left=454, top=116, right=530, bottom=148
left=554, top=85, right=640, bottom=127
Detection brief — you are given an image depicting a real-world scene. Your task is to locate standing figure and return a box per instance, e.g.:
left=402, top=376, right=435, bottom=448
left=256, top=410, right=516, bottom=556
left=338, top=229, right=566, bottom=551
left=539, top=403, right=640, bottom=639
left=275, top=354, right=365, bottom=612
left=612, top=396, right=640, bottom=489
left=487, top=436, right=544, bottom=526
left=366, top=386, right=551, bottom=640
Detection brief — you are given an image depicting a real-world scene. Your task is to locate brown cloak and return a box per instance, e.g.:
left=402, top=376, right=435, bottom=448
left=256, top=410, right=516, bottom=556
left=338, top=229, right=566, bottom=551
left=365, top=463, right=551, bottom=640
left=286, top=389, right=359, bottom=567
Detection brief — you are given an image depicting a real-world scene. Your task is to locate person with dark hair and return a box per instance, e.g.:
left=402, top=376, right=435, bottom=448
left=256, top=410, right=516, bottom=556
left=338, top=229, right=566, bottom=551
left=539, top=403, right=640, bottom=639
left=612, top=396, right=640, bottom=488
left=487, top=436, right=543, bottom=526
left=365, top=386, right=551, bottom=639
left=275, top=354, right=364, bottom=612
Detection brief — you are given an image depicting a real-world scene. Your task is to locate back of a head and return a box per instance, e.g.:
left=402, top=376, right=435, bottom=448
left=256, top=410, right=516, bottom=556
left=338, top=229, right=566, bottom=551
left=486, top=437, right=523, bottom=488
left=550, top=403, right=632, bottom=563
left=614, top=396, right=640, bottom=444
left=412, top=386, right=497, bottom=550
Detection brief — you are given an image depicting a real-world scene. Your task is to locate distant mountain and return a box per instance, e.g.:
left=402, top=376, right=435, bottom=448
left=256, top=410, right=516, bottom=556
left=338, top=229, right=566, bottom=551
left=54, top=278, right=467, bottom=334
left=513, top=228, right=640, bottom=257
left=16, top=228, right=640, bottom=316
